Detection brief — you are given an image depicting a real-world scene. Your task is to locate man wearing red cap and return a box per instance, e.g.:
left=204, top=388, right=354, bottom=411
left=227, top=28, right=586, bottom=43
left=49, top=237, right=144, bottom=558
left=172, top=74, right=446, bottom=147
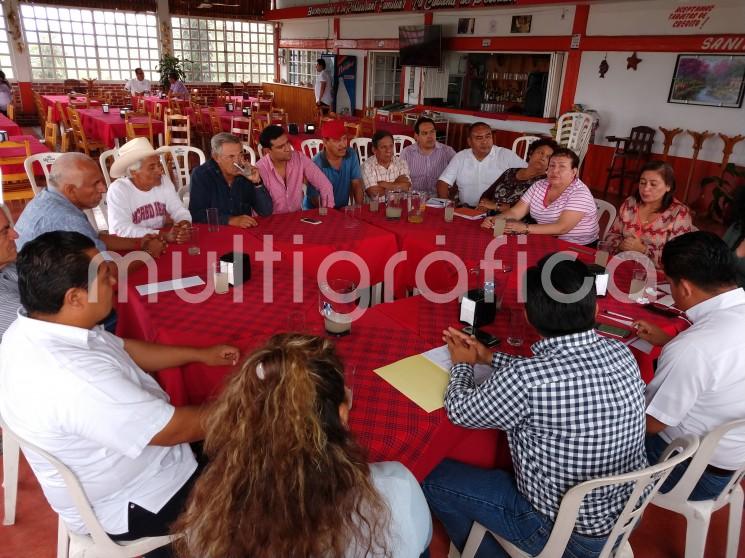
left=305, top=120, right=363, bottom=209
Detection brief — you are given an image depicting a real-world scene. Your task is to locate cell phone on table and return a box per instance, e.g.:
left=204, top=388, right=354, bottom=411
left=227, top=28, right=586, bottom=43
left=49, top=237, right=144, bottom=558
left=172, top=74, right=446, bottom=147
left=462, top=326, right=500, bottom=347
left=300, top=217, right=322, bottom=225
left=595, top=322, right=632, bottom=338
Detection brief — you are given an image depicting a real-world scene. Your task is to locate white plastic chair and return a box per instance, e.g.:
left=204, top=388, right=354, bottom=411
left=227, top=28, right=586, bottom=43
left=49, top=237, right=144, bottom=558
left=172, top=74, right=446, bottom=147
left=555, top=112, right=595, bottom=165
left=158, top=145, right=205, bottom=195
left=651, top=418, right=745, bottom=558
left=23, top=152, right=63, bottom=195
left=98, top=148, right=117, bottom=187
left=457, top=435, right=700, bottom=558
left=2, top=409, right=19, bottom=527
left=242, top=143, right=256, bottom=166
left=351, top=137, right=373, bottom=164
left=595, top=198, right=617, bottom=240
left=392, top=134, right=415, bottom=157
left=301, top=138, right=324, bottom=159
left=0, top=417, right=180, bottom=558
left=511, top=135, right=541, bottom=161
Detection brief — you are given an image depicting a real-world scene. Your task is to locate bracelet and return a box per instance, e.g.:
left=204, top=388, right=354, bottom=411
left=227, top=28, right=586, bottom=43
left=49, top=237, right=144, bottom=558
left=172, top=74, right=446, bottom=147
left=524, top=224, right=530, bottom=235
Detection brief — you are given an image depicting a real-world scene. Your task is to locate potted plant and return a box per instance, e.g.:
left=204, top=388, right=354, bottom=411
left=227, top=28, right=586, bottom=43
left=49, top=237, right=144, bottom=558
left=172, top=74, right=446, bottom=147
left=156, top=54, right=189, bottom=93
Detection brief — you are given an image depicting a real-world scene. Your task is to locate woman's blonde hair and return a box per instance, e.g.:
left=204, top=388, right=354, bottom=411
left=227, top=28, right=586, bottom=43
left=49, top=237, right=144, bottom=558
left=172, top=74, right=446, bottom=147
left=174, top=333, right=390, bottom=558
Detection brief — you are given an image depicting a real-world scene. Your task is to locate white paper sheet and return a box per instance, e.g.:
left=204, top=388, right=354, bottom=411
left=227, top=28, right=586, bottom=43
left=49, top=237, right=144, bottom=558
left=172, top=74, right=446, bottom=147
left=422, top=345, right=494, bottom=385
left=657, top=283, right=672, bottom=294
left=655, top=294, right=675, bottom=307
left=602, top=314, right=634, bottom=328
left=426, top=197, right=449, bottom=208
left=459, top=297, right=476, bottom=326
left=135, top=276, right=205, bottom=296
left=627, top=337, right=654, bottom=354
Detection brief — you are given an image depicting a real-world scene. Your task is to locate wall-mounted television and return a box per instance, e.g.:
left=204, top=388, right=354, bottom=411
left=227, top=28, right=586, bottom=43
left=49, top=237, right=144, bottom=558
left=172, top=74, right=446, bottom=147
left=399, top=25, right=442, bottom=68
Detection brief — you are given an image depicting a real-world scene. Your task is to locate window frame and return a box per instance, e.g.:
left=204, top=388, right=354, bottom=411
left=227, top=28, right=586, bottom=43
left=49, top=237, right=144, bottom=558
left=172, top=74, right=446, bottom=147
left=287, top=49, right=322, bottom=87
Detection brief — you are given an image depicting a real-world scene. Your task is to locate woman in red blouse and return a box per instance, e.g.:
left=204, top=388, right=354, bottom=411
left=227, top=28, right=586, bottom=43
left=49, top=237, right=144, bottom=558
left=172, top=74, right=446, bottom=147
left=604, top=160, right=693, bottom=267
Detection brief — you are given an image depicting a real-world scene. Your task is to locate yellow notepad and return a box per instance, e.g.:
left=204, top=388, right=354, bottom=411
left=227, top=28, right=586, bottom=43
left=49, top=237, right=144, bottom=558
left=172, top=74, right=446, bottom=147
left=374, top=355, right=450, bottom=413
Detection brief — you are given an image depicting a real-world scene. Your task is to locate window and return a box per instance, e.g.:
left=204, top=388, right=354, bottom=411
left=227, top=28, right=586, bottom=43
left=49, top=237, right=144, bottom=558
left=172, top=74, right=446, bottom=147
left=172, top=17, right=274, bottom=83
left=21, top=4, right=159, bottom=81
left=287, top=49, right=322, bottom=86
left=0, top=2, right=13, bottom=78
left=371, top=53, right=401, bottom=106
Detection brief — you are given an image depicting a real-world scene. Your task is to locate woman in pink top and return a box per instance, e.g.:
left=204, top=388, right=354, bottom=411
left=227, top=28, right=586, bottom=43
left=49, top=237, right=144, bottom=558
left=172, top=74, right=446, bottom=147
left=483, top=148, right=599, bottom=246
left=604, top=160, right=692, bottom=268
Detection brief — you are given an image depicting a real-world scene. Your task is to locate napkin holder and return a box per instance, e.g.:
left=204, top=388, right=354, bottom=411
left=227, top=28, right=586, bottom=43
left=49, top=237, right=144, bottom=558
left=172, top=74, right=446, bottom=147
left=303, top=123, right=316, bottom=134
left=587, top=263, right=609, bottom=297
left=460, top=287, right=497, bottom=328
left=219, top=252, right=251, bottom=286
left=288, top=123, right=299, bottom=135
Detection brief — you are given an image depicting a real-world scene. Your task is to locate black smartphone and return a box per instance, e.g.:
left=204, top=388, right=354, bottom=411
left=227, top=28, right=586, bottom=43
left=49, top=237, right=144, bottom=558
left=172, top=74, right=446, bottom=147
left=595, top=322, right=632, bottom=338
left=462, top=326, right=500, bottom=347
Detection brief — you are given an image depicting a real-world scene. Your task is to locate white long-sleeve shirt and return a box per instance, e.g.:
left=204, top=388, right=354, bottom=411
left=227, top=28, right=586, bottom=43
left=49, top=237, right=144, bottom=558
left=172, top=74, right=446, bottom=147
left=107, top=175, right=191, bottom=237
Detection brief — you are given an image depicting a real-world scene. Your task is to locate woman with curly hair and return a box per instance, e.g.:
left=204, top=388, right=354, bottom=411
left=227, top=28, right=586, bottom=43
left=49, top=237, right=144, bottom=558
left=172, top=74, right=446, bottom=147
left=723, top=186, right=745, bottom=287
left=173, top=333, right=432, bottom=558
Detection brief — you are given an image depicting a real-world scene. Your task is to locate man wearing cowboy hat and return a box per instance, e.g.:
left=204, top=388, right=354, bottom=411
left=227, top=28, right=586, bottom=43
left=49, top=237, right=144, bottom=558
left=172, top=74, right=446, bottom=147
left=107, top=137, right=192, bottom=241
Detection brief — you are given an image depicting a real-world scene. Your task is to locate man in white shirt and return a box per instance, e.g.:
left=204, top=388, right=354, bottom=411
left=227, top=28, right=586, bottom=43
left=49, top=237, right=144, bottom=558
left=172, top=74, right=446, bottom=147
left=361, top=131, right=411, bottom=201
left=0, top=230, right=239, bottom=554
left=314, top=58, right=333, bottom=110
left=107, top=137, right=192, bottom=240
left=124, top=68, right=151, bottom=95
left=635, top=231, right=745, bottom=500
left=436, top=122, right=526, bottom=207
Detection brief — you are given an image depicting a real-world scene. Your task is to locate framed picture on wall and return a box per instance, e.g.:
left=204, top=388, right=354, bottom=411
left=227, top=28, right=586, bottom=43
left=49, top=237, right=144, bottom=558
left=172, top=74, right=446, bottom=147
left=668, top=54, right=745, bottom=108
left=510, top=15, right=532, bottom=34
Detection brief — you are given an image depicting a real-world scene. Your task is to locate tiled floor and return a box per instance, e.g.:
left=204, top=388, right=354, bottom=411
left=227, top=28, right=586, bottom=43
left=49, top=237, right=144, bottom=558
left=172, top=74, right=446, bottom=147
left=2, top=453, right=744, bottom=557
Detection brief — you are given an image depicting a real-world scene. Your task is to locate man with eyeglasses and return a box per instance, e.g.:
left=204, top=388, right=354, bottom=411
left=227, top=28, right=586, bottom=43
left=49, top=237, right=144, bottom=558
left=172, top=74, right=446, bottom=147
left=124, top=68, right=151, bottom=96
left=436, top=122, right=526, bottom=207
left=255, top=125, right=334, bottom=214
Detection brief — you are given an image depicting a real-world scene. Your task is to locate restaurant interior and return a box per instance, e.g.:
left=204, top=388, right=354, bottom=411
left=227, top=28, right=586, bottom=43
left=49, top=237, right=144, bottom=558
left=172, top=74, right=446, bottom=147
left=1, top=0, right=744, bottom=556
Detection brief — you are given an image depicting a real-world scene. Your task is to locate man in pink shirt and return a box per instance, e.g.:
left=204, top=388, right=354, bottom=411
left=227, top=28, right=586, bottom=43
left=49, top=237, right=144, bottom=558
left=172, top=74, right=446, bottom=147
left=255, top=125, right=335, bottom=214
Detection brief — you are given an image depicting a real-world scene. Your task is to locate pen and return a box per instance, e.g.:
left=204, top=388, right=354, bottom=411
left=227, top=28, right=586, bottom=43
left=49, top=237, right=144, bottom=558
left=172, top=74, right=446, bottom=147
left=604, top=309, right=635, bottom=321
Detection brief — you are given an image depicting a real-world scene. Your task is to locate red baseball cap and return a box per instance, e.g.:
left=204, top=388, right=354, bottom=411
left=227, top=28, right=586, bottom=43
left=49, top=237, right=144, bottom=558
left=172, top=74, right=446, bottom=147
left=321, top=119, right=346, bottom=140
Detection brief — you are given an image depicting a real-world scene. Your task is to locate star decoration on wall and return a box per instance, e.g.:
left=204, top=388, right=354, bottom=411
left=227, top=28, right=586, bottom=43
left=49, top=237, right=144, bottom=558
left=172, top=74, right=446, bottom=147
left=627, top=52, right=642, bottom=70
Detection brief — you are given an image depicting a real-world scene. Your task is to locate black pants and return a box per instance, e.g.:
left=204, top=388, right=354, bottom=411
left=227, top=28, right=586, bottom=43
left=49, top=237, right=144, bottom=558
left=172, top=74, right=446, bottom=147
left=108, top=445, right=205, bottom=557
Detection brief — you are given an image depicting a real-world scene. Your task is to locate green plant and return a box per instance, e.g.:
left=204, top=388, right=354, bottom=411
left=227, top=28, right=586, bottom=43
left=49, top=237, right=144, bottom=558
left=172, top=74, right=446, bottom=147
left=156, top=54, right=190, bottom=92
left=700, top=163, right=745, bottom=222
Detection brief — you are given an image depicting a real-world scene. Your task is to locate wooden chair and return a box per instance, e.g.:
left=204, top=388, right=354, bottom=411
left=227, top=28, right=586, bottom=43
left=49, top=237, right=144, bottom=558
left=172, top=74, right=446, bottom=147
left=67, top=107, right=107, bottom=156
left=359, top=116, right=376, bottom=137
left=389, top=111, right=405, bottom=124
left=125, top=112, right=154, bottom=145
left=0, top=140, right=33, bottom=203
left=251, top=112, right=270, bottom=147
left=154, top=102, right=164, bottom=121
left=164, top=114, right=190, bottom=146
left=63, top=79, right=83, bottom=93
left=344, top=121, right=362, bottom=139
left=68, top=97, right=90, bottom=110
left=44, top=117, right=59, bottom=150
left=132, top=96, right=146, bottom=113
left=207, top=108, right=222, bottom=136
left=6, top=104, right=14, bottom=121
left=604, top=126, right=656, bottom=198
left=55, top=101, right=75, bottom=152
left=269, top=109, right=288, bottom=128
left=230, top=116, right=251, bottom=145
left=33, top=92, right=47, bottom=130
left=167, top=98, right=182, bottom=116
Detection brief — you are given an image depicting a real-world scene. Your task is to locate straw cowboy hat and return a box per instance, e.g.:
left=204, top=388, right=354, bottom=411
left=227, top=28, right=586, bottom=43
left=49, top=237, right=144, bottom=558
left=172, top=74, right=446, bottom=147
left=109, top=137, right=168, bottom=179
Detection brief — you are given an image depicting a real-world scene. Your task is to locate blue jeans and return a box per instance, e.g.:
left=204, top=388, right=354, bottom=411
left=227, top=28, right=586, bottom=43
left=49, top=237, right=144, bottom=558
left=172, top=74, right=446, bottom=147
left=422, top=460, right=608, bottom=558
left=646, top=434, right=733, bottom=501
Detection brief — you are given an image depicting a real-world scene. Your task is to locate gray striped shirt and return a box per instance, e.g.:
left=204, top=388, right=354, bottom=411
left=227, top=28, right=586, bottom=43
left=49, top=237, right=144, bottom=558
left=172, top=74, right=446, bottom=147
left=0, top=263, right=20, bottom=341
left=400, top=142, right=455, bottom=196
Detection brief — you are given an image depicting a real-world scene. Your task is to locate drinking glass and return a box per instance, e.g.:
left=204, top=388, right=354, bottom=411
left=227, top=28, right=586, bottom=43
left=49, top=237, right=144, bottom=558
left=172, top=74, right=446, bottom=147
left=443, top=200, right=454, bottom=222
left=213, top=262, right=229, bottom=295
left=629, top=268, right=647, bottom=301
left=385, top=190, right=404, bottom=220
left=186, top=226, right=200, bottom=255
left=595, top=241, right=612, bottom=267
left=493, top=217, right=506, bottom=237
left=206, top=208, right=220, bottom=233
left=343, top=205, right=358, bottom=229
left=369, top=198, right=380, bottom=212
left=407, top=192, right=426, bottom=224
left=318, top=205, right=328, bottom=216
left=319, top=279, right=357, bottom=336
left=507, top=307, right=525, bottom=347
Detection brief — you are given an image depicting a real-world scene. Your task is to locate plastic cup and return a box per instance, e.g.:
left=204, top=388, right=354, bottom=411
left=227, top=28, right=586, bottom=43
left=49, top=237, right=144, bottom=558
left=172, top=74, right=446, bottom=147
left=444, top=201, right=454, bottom=222
left=206, top=208, right=219, bottom=232
left=507, top=308, right=525, bottom=347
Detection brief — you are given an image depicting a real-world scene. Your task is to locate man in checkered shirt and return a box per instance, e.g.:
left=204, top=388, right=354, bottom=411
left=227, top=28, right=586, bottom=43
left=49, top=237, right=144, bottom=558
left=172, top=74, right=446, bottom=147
left=423, top=255, right=648, bottom=557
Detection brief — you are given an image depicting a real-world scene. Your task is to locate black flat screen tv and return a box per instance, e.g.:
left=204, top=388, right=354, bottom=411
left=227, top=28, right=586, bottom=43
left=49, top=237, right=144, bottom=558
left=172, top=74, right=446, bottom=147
left=399, top=25, right=442, bottom=68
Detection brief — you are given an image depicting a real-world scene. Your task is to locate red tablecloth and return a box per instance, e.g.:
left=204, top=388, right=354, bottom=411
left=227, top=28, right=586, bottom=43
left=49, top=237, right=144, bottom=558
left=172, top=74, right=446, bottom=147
left=76, top=108, right=165, bottom=148
left=116, top=212, right=686, bottom=480
left=0, top=113, right=22, bottom=136
left=40, top=95, right=100, bottom=123
left=1, top=135, right=50, bottom=176
left=285, top=117, right=414, bottom=151
left=200, top=106, right=245, bottom=133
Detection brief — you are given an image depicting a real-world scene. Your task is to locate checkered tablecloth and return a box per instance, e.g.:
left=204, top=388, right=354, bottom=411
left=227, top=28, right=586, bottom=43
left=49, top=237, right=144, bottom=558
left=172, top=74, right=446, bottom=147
left=117, top=214, right=686, bottom=478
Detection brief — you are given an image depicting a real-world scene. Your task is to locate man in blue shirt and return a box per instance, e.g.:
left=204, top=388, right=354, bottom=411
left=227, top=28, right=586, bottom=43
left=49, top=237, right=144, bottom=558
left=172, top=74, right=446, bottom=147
left=189, top=133, right=273, bottom=227
left=305, top=120, right=363, bottom=209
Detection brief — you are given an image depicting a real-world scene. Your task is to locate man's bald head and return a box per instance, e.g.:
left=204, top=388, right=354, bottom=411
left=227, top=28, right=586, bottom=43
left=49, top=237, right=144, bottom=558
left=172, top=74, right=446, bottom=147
left=47, top=153, right=107, bottom=210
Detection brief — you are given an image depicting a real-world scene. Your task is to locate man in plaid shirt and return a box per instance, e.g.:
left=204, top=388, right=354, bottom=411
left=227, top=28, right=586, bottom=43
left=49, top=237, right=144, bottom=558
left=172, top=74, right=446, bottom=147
left=423, top=255, right=648, bottom=557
